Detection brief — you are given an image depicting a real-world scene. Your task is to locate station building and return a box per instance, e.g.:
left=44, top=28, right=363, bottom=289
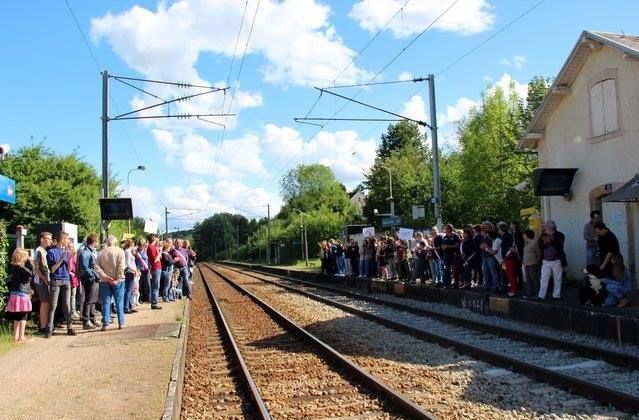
left=518, top=30, right=639, bottom=286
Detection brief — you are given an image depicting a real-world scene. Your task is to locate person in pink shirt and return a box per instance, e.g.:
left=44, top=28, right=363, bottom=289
left=67, top=241, right=80, bottom=319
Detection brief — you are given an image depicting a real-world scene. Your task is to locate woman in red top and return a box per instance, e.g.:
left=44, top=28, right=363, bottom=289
left=146, top=234, right=163, bottom=309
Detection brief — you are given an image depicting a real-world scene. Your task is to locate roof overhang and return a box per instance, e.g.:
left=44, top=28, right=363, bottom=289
left=603, top=174, right=639, bottom=202
left=517, top=30, right=639, bottom=150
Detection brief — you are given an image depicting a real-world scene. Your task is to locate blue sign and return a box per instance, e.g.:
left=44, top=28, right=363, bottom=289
left=381, top=216, right=402, bottom=227
left=0, top=174, right=15, bottom=204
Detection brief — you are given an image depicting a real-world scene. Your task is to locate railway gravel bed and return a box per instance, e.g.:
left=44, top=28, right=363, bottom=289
left=181, top=270, right=253, bottom=419
left=214, top=264, right=636, bottom=420
left=226, top=267, right=639, bottom=398
left=233, top=266, right=639, bottom=358
left=203, top=266, right=410, bottom=419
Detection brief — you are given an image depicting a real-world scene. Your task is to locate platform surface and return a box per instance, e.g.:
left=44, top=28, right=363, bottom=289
left=0, top=300, right=186, bottom=420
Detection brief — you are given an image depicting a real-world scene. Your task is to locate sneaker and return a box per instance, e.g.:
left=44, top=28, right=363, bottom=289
left=83, top=322, right=96, bottom=330
left=101, top=326, right=108, bottom=332
left=617, top=297, right=629, bottom=307
left=151, top=305, right=162, bottom=310
left=71, top=312, right=81, bottom=320
left=130, top=309, right=138, bottom=314
left=67, top=329, right=77, bottom=336
left=44, top=330, right=52, bottom=339
left=37, top=328, right=47, bottom=335
left=124, top=310, right=133, bottom=314
left=118, top=325, right=126, bottom=330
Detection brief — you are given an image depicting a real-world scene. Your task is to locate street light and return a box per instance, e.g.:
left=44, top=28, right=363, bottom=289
left=294, top=209, right=309, bottom=267
left=380, top=165, right=394, bottom=218
left=126, top=165, right=146, bottom=233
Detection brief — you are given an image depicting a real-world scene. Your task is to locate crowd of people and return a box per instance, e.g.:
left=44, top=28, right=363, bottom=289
left=319, top=211, right=631, bottom=307
left=5, top=231, right=196, bottom=343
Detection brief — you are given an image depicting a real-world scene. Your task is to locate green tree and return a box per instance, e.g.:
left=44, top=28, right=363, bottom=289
left=192, top=213, right=252, bottom=260
left=522, top=76, right=552, bottom=128
left=279, top=164, right=355, bottom=218
left=452, top=81, right=540, bottom=223
left=0, top=145, right=101, bottom=237
left=363, top=122, right=433, bottom=228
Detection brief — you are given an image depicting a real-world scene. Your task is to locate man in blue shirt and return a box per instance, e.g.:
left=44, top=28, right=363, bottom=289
left=45, top=231, right=76, bottom=337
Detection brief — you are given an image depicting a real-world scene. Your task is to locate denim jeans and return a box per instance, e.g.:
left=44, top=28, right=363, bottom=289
left=604, top=271, right=631, bottom=306
left=336, top=256, right=346, bottom=274
left=360, top=258, right=367, bottom=277
left=586, top=247, right=598, bottom=266
left=482, top=256, right=500, bottom=290
left=47, top=280, right=71, bottom=332
left=429, top=259, right=442, bottom=284
left=100, top=280, right=125, bottom=327
left=180, top=266, right=192, bottom=298
left=150, top=269, right=161, bottom=306
left=161, top=269, right=172, bottom=300
left=442, top=259, right=454, bottom=286
left=124, top=272, right=135, bottom=312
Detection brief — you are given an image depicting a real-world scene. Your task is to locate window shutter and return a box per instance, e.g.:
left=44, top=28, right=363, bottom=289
left=590, top=82, right=605, bottom=137
left=602, top=78, right=618, bottom=134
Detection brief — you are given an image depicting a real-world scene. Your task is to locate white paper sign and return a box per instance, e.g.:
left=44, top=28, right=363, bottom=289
left=412, top=205, right=425, bottom=220
left=144, top=220, right=158, bottom=234
left=398, top=228, right=414, bottom=241
left=362, top=226, right=375, bottom=237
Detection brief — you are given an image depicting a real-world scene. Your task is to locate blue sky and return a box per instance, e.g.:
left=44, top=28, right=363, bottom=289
left=1, top=0, right=637, bottom=230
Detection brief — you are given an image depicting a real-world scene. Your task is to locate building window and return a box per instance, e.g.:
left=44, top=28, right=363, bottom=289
left=589, top=69, right=621, bottom=141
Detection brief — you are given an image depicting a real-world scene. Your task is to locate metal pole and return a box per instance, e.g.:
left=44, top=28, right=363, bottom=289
left=299, top=214, right=304, bottom=263
left=304, top=221, right=309, bottom=267
left=102, top=70, right=109, bottom=200
left=165, top=207, right=169, bottom=239
left=267, top=204, right=271, bottom=264
left=428, top=74, right=442, bottom=227
left=101, top=70, right=109, bottom=241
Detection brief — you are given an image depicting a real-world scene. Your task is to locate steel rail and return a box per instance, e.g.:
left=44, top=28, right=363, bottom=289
left=200, top=263, right=437, bottom=420
left=196, top=265, right=272, bottom=420
left=224, top=263, right=639, bottom=370
left=217, top=263, right=639, bottom=411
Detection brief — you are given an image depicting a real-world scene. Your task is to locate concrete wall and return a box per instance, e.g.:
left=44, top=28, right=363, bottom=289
left=538, top=44, right=639, bottom=281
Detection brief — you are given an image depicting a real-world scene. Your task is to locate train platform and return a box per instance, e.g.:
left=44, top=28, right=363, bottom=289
left=225, top=262, right=639, bottom=344
left=0, top=300, right=188, bottom=420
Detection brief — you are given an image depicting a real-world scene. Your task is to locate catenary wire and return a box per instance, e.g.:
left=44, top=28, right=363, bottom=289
left=235, top=0, right=460, bottom=211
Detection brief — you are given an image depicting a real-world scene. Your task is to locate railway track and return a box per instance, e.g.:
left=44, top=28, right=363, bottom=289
left=181, top=266, right=262, bottom=419
left=184, top=264, right=436, bottom=419
left=213, top=263, right=639, bottom=417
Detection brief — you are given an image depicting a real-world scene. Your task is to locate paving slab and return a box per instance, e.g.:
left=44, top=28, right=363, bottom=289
left=0, top=299, right=186, bottom=420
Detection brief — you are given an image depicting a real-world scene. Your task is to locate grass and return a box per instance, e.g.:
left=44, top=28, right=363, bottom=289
left=273, top=258, right=321, bottom=272
left=0, top=322, right=14, bottom=355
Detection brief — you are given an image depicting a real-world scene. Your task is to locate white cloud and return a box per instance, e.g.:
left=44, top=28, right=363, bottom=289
left=260, top=124, right=378, bottom=188
left=91, top=0, right=371, bottom=88
left=438, top=96, right=479, bottom=126
left=400, top=95, right=427, bottom=124
left=349, top=0, right=494, bottom=39
left=500, top=55, right=526, bottom=69
left=397, top=71, right=413, bottom=81
left=128, top=182, right=283, bottom=230
left=489, top=73, right=528, bottom=100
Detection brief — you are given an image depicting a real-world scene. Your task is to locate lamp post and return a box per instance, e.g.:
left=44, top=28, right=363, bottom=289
left=126, top=165, right=146, bottom=233
left=294, top=209, right=309, bottom=267
left=380, top=164, right=395, bottom=220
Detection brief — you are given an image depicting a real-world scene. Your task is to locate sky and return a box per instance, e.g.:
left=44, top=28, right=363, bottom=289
left=1, top=0, right=638, bottom=232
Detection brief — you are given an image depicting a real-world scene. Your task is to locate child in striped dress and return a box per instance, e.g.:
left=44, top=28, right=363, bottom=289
left=7, top=248, right=34, bottom=343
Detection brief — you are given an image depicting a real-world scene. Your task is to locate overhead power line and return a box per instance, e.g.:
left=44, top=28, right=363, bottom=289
left=63, top=0, right=144, bottom=164
left=234, top=0, right=460, bottom=210
left=212, top=0, right=262, bottom=184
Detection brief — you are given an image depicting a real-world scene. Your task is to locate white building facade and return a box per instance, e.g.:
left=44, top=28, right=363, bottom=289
left=519, top=31, right=639, bottom=286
